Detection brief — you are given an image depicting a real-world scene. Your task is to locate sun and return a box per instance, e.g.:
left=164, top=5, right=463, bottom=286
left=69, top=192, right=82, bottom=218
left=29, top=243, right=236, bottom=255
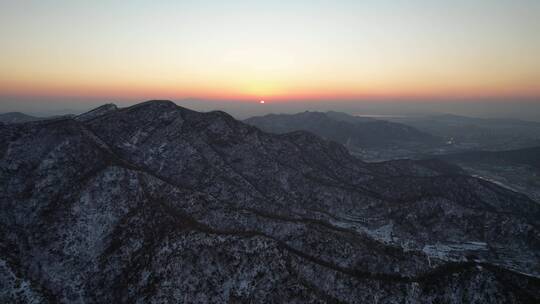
left=259, top=100, right=265, bottom=104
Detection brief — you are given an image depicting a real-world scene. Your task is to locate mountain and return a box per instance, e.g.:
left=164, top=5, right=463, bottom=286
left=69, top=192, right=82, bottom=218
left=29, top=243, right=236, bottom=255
left=1, top=100, right=539, bottom=303
left=324, top=111, right=378, bottom=123
left=0, top=112, right=76, bottom=125
left=75, top=103, right=118, bottom=122
left=244, top=111, right=443, bottom=161
left=0, top=112, right=40, bottom=124
left=244, top=112, right=441, bottom=162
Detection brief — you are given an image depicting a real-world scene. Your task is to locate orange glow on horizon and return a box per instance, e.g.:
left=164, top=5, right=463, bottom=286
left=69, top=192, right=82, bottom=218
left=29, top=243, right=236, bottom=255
left=1, top=2, right=539, bottom=105
left=1, top=77, right=539, bottom=103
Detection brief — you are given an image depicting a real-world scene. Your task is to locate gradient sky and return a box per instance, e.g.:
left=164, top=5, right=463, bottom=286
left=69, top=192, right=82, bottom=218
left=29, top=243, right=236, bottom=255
left=1, top=1, right=540, bottom=116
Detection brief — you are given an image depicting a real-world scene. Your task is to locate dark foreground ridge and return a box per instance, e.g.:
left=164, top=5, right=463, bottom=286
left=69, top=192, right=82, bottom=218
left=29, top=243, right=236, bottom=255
left=1, top=100, right=539, bottom=303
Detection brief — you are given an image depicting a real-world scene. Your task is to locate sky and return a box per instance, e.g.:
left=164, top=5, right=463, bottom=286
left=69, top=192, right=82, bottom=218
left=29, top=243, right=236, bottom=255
left=1, top=0, right=539, bottom=119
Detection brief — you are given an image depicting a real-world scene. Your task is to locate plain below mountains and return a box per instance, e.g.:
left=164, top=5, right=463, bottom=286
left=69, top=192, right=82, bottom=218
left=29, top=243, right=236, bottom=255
left=437, top=146, right=540, bottom=171
left=386, top=114, right=540, bottom=151
left=1, top=101, right=539, bottom=303
left=433, top=146, right=540, bottom=203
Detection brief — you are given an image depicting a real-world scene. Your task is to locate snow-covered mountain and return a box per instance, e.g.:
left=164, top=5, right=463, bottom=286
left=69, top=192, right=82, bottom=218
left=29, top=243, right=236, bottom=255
left=1, top=100, right=539, bottom=303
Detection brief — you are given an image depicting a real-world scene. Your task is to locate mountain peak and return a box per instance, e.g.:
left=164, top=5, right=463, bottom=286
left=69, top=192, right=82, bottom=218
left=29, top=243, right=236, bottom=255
left=127, top=99, right=177, bottom=109
left=76, top=103, right=118, bottom=122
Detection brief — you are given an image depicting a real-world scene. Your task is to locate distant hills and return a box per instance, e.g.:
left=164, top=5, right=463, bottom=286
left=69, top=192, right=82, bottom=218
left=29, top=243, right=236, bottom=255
left=0, top=112, right=40, bottom=124
left=244, top=111, right=441, bottom=149
left=0, top=112, right=75, bottom=124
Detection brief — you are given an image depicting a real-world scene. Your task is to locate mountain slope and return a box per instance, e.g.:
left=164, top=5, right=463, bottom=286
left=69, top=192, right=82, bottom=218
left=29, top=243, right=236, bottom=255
left=1, top=100, right=539, bottom=303
left=244, top=111, right=440, bottom=148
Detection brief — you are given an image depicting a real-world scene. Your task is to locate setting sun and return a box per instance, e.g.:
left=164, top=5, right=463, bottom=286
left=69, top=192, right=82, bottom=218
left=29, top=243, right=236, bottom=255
left=2, top=2, right=540, bottom=302
left=1, top=1, right=539, bottom=107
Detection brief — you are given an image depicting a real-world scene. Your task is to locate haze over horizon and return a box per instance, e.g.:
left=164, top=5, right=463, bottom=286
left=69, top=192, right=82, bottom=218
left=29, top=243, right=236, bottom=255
left=4, top=3, right=540, bottom=302
left=1, top=1, right=540, bottom=119
left=3, top=97, right=540, bottom=122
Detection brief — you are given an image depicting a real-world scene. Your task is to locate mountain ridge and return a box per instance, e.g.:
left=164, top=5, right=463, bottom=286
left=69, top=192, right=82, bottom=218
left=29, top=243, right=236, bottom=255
left=1, top=100, right=539, bottom=303
left=245, top=111, right=439, bottom=145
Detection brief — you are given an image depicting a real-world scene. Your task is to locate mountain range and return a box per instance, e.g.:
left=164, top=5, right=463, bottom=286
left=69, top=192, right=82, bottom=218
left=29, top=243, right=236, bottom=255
left=1, top=100, right=539, bottom=303
left=0, top=112, right=40, bottom=124
left=244, top=111, right=441, bottom=149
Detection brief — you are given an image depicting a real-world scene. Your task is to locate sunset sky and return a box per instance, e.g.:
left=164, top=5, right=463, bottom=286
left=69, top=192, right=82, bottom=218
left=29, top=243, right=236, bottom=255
left=1, top=1, right=539, bottom=117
